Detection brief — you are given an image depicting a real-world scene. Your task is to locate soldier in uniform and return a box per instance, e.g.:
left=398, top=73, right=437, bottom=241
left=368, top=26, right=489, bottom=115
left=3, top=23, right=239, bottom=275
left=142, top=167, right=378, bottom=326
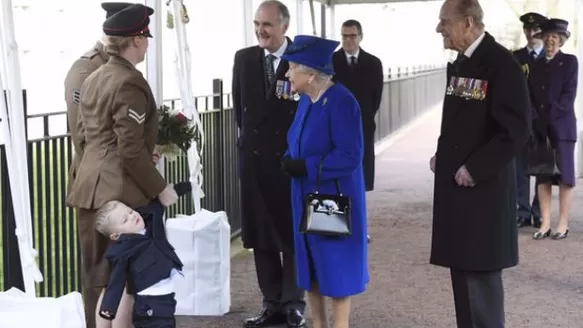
left=431, top=1, right=529, bottom=327
left=512, top=12, right=548, bottom=228
left=231, top=1, right=305, bottom=327
left=63, top=3, right=135, bottom=327
left=66, top=4, right=178, bottom=328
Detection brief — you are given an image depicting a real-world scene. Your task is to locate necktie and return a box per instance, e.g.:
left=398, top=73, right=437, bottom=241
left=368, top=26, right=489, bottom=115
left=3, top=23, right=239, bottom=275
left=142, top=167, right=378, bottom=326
left=265, top=54, right=276, bottom=85
left=455, top=53, right=467, bottom=63
left=350, top=56, right=356, bottom=70
left=530, top=50, right=537, bottom=61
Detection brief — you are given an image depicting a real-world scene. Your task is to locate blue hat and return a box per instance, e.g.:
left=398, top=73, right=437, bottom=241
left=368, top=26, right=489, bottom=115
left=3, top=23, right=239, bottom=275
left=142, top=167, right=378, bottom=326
left=281, top=35, right=340, bottom=75
left=535, top=18, right=570, bottom=39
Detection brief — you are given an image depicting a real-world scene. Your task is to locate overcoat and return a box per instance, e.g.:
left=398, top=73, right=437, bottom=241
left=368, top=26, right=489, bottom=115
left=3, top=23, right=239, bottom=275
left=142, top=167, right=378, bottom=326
left=67, top=56, right=166, bottom=210
left=64, top=41, right=109, bottom=194
left=332, top=49, right=383, bottom=191
left=231, top=39, right=298, bottom=252
left=286, top=83, right=368, bottom=297
left=528, top=51, right=578, bottom=142
left=430, top=33, right=529, bottom=271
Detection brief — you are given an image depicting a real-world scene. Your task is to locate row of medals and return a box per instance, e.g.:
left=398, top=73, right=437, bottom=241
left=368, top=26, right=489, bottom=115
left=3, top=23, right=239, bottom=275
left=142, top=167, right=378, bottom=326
left=276, top=80, right=301, bottom=101
left=446, top=76, right=488, bottom=101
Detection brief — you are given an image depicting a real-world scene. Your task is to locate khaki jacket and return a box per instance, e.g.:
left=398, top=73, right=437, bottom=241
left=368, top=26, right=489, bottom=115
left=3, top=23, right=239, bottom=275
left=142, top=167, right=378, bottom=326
left=67, top=56, right=166, bottom=210
left=64, top=41, right=109, bottom=196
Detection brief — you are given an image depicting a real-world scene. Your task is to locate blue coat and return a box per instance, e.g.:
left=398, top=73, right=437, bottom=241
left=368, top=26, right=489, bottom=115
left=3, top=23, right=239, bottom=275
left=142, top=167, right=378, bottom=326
left=285, top=83, right=368, bottom=297
left=528, top=51, right=579, bottom=141
left=99, top=200, right=183, bottom=320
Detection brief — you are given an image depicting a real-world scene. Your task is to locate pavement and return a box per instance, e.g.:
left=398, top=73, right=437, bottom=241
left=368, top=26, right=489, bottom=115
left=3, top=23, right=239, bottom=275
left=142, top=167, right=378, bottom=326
left=177, top=108, right=583, bottom=327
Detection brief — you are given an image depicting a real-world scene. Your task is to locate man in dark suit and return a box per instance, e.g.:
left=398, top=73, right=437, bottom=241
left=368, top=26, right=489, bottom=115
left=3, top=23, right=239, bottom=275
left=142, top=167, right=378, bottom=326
left=332, top=20, right=383, bottom=243
left=231, top=1, right=305, bottom=327
left=512, top=12, right=548, bottom=228
left=430, top=1, right=529, bottom=327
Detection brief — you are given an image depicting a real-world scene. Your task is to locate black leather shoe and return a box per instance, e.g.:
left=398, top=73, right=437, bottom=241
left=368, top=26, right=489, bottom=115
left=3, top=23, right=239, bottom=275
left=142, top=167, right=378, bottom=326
left=286, top=309, right=306, bottom=328
left=551, top=229, right=569, bottom=240
left=532, top=216, right=542, bottom=228
left=533, top=229, right=551, bottom=240
left=367, top=234, right=371, bottom=243
left=517, top=217, right=531, bottom=228
left=243, top=308, right=286, bottom=327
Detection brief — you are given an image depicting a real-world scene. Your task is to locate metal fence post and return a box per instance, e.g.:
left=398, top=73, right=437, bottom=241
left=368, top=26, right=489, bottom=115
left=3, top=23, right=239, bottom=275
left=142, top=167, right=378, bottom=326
left=212, top=79, right=227, bottom=210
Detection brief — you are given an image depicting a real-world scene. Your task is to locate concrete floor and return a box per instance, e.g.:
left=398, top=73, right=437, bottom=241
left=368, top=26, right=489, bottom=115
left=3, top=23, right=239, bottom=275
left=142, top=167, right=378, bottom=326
left=177, top=108, right=583, bottom=327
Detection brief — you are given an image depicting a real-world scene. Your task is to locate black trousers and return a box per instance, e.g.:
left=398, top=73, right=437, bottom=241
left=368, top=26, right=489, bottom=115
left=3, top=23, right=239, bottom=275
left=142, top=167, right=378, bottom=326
left=450, top=269, right=505, bottom=328
left=133, top=293, right=176, bottom=328
left=515, top=151, right=540, bottom=219
left=253, top=249, right=305, bottom=313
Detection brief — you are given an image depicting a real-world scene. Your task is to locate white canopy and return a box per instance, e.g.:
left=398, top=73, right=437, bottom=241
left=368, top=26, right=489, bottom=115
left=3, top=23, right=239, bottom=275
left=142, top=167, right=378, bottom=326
left=314, top=0, right=439, bottom=4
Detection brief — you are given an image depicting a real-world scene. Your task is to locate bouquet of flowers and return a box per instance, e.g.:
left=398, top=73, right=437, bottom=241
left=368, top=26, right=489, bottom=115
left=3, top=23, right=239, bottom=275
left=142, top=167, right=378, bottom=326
left=155, top=104, right=199, bottom=161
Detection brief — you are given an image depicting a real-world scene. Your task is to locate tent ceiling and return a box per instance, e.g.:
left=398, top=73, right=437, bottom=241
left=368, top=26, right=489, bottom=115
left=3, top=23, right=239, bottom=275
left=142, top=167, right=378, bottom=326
left=314, top=0, right=440, bottom=4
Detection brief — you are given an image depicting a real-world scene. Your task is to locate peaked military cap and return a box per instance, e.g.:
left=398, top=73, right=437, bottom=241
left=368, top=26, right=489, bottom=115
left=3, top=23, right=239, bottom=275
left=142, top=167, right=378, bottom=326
left=101, top=2, right=137, bottom=18
left=519, top=12, right=547, bottom=29
left=103, top=3, right=154, bottom=38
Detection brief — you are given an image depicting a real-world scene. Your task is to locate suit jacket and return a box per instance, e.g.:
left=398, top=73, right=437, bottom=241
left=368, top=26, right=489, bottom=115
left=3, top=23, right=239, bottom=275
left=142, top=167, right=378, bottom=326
left=528, top=51, right=578, bottom=141
left=431, top=32, right=529, bottom=271
left=66, top=56, right=166, bottom=210
left=64, top=41, right=109, bottom=197
left=99, top=199, right=183, bottom=320
left=332, top=48, right=383, bottom=191
left=231, top=39, right=298, bottom=251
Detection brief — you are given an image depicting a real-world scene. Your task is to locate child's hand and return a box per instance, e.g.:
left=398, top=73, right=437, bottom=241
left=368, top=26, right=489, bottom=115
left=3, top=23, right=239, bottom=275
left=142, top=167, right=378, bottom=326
left=152, top=152, right=161, bottom=164
left=99, top=310, right=114, bottom=320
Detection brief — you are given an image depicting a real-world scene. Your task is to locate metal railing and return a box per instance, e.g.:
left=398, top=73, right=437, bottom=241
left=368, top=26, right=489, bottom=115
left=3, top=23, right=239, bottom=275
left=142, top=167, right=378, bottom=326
left=0, top=66, right=446, bottom=297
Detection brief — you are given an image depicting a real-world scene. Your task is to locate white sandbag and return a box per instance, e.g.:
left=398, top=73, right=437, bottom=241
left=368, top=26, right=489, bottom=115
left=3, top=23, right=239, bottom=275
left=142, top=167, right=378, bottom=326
left=166, top=209, right=231, bottom=316
left=0, top=287, right=85, bottom=328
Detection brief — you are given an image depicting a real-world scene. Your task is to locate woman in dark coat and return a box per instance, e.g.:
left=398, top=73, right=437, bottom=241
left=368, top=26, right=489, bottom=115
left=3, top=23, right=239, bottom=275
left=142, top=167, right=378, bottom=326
left=280, top=35, right=368, bottom=328
left=529, top=18, right=578, bottom=240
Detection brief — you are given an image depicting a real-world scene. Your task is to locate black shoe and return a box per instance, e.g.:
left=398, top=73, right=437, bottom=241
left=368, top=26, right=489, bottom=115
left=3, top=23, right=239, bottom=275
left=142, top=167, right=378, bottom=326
left=243, top=308, right=286, bottom=327
left=517, top=217, right=531, bottom=228
left=533, top=229, right=551, bottom=240
left=551, top=229, right=569, bottom=240
left=286, top=309, right=306, bottom=328
left=531, top=216, right=542, bottom=228
left=367, top=234, right=371, bottom=243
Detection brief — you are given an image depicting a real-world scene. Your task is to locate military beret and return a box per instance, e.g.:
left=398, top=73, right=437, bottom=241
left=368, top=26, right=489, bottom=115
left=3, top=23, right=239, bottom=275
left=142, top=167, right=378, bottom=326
left=101, top=2, right=134, bottom=18
left=519, top=12, right=547, bottom=28
left=103, top=3, right=154, bottom=38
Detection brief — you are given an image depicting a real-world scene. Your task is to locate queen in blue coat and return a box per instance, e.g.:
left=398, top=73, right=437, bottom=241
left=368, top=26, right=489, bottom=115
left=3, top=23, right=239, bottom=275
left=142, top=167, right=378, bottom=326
left=280, top=35, right=368, bottom=327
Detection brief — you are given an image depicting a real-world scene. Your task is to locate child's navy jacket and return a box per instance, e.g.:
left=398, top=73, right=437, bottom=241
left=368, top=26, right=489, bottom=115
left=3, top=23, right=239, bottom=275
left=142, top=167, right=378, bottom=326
left=99, top=199, right=183, bottom=319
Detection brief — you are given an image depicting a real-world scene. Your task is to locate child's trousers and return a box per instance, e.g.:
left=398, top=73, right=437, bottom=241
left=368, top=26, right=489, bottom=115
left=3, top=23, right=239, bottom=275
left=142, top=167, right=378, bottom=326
left=133, top=293, right=177, bottom=328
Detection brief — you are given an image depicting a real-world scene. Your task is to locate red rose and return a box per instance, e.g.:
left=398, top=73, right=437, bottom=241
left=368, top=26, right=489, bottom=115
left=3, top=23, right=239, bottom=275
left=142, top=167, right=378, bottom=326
left=175, top=112, right=187, bottom=121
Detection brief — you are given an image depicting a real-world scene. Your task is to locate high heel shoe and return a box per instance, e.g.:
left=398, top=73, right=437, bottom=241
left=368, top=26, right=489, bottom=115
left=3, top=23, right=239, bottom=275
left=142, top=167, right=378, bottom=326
left=533, top=229, right=551, bottom=240
left=551, top=229, right=569, bottom=240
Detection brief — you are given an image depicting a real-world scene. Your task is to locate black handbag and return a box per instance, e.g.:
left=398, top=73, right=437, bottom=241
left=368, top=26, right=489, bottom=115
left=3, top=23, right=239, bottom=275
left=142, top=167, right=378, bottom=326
left=300, top=161, right=351, bottom=236
left=526, top=137, right=561, bottom=176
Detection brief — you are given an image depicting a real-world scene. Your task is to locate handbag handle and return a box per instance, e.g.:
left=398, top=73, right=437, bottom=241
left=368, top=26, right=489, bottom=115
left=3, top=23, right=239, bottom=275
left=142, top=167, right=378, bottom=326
left=314, top=158, right=343, bottom=196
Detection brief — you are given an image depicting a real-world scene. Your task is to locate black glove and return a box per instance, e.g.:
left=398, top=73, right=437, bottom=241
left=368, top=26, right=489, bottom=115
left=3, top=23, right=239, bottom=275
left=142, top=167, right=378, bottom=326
left=281, top=157, right=307, bottom=177
left=174, top=181, right=192, bottom=197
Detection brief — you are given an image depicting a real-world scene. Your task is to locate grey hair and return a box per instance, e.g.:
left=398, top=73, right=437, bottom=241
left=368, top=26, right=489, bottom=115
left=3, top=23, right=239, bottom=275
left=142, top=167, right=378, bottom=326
left=259, top=0, right=290, bottom=26
left=455, top=0, right=485, bottom=30
left=297, top=64, right=332, bottom=83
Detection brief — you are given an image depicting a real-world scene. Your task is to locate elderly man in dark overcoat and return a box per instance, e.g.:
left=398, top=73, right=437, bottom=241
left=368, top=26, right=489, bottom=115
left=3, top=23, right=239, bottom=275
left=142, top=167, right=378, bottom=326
left=430, top=1, right=529, bottom=327
left=231, top=1, right=305, bottom=327
left=512, top=12, right=548, bottom=228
